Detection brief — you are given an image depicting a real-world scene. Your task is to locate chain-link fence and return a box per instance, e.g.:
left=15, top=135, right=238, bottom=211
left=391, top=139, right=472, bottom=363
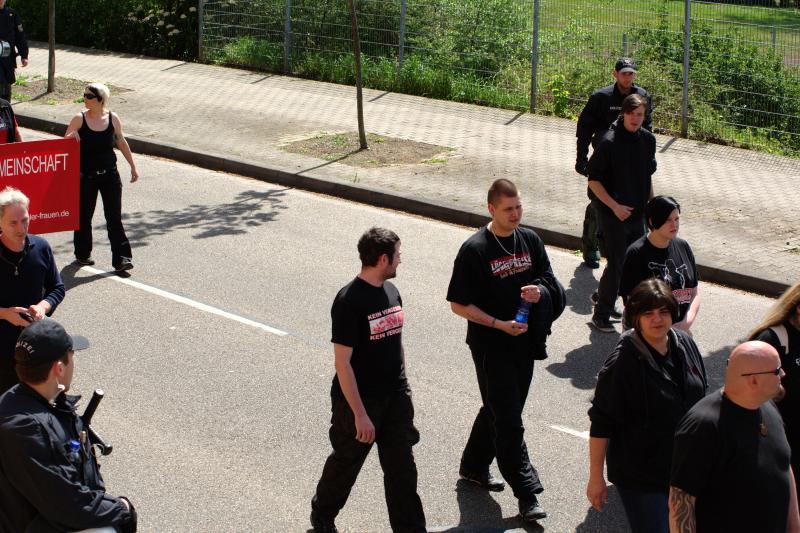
left=200, top=0, right=800, bottom=156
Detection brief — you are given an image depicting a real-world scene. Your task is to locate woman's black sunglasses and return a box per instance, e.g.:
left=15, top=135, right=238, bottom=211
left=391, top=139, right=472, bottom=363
left=83, top=92, right=98, bottom=100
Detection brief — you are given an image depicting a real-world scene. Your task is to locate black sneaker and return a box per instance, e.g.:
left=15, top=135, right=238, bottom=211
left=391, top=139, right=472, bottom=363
left=114, top=259, right=134, bottom=272
left=590, top=316, right=617, bottom=333
left=75, top=256, right=95, bottom=266
left=591, top=292, right=622, bottom=319
left=459, top=467, right=505, bottom=491
left=310, top=511, right=339, bottom=533
left=519, top=496, right=547, bottom=522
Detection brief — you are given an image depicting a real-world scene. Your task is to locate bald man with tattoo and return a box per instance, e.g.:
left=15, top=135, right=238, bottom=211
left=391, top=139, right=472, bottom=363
left=668, top=341, right=800, bottom=533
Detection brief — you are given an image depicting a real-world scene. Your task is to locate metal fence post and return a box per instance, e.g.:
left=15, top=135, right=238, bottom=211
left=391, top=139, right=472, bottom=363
left=622, top=32, right=628, bottom=56
left=198, top=0, right=205, bottom=62
left=284, top=0, right=293, bottom=74
left=681, top=0, right=691, bottom=138
left=772, top=26, right=777, bottom=52
left=398, top=0, right=407, bottom=70
left=530, top=0, right=541, bottom=114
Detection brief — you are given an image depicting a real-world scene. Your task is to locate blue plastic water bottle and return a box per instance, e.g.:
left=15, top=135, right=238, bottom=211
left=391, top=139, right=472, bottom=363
left=68, top=439, right=81, bottom=463
left=515, top=298, right=531, bottom=324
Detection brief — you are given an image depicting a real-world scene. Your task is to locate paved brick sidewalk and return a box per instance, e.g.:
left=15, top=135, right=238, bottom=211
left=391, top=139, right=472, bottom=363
left=16, top=43, right=799, bottom=294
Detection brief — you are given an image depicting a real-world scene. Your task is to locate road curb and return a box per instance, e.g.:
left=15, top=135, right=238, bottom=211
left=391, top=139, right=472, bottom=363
left=16, top=112, right=789, bottom=298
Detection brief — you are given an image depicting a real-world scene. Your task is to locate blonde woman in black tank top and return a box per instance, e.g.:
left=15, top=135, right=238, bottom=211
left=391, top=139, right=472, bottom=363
left=64, top=83, right=139, bottom=273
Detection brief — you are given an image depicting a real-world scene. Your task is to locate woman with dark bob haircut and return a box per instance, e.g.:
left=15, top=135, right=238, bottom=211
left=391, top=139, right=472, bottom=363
left=620, top=195, right=700, bottom=332
left=587, top=278, right=707, bottom=533
left=749, top=281, right=800, bottom=496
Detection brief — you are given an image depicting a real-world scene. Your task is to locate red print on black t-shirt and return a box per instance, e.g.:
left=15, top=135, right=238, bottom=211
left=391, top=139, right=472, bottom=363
left=490, top=252, right=532, bottom=279
left=368, top=305, right=404, bottom=341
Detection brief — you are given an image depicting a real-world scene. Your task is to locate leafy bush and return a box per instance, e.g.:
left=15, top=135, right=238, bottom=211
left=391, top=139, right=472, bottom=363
left=14, top=0, right=198, bottom=60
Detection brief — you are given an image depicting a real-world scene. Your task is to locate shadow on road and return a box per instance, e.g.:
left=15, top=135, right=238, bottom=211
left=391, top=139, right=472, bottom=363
left=426, top=479, right=543, bottom=532
left=49, top=188, right=289, bottom=258
left=565, top=264, right=599, bottom=317
left=59, top=261, right=117, bottom=292
left=575, top=484, right=630, bottom=533
left=546, top=329, right=620, bottom=390
left=125, top=188, right=289, bottom=244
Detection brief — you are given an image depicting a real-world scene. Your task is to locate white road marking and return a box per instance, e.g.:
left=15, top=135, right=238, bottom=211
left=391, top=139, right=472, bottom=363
left=550, top=424, right=590, bottom=440
left=81, top=266, right=288, bottom=336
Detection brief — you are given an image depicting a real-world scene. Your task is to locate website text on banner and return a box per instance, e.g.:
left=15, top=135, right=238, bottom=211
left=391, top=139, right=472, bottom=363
left=0, top=138, right=80, bottom=234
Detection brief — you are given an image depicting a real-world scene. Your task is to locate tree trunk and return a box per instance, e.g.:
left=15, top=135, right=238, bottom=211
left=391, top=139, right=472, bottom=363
left=347, top=0, right=368, bottom=150
left=47, top=0, right=55, bottom=93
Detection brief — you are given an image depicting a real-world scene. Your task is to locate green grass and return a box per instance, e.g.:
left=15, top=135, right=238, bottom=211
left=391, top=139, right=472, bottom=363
left=545, top=0, right=800, bottom=50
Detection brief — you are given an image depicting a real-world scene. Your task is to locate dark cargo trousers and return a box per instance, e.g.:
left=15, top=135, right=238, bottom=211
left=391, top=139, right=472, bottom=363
left=311, top=390, right=426, bottom=533
left=592, top=201, right=646, bottom=321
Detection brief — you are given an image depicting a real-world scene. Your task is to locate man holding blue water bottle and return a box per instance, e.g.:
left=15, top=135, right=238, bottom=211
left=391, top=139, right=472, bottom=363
left=447, top=179, right=564, bottom=524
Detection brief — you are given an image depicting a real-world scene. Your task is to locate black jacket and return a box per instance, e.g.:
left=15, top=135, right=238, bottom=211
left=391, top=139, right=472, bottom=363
left=586, top=120, right=657, bottom=219
left=0, top=384, right=134, bottom=532
left=576, top=82, right=653, bottom=164
left=0, top=7, right=27, bottom=85
left=589, top=328, right=708, bottom=491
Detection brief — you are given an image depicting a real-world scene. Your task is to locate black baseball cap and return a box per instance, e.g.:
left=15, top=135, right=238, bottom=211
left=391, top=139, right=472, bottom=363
left=615, top=58, right=637, bottom=73
left=15, top=319, right=89, bottom=367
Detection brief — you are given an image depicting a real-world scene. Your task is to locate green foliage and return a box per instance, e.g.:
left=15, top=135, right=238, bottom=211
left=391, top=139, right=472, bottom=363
left=14, top=0, right=198, bottom=60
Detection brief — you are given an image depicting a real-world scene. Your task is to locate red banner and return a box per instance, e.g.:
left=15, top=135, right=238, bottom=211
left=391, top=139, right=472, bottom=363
left=0, top=138, right=80, bottom=234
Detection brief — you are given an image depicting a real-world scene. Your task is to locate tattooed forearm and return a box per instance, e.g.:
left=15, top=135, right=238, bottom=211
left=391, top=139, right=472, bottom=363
left=669, top=486, right=696, bottom=533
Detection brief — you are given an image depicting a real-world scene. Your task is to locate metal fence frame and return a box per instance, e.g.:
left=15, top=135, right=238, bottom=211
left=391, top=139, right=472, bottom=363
left=198, top=0, right=800, bottom=153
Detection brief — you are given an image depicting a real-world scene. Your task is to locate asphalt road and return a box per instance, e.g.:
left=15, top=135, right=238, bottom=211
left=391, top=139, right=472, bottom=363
left=16, top=129, right=774, bottom=532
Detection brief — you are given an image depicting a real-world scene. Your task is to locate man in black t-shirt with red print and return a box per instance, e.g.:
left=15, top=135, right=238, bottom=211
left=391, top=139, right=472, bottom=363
left=447, top=179, right=562, bottom=524
left=310, top=227, right=425, bottom=533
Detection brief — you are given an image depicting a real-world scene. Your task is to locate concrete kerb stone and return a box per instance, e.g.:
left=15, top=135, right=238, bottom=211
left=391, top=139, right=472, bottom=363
left=14, top=111, right=788, bottom=298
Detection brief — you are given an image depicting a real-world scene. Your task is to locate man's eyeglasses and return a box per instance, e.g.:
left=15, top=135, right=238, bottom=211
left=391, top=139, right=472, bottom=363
left=741, top=366, right=782, bottom=377
left=83, top=93, right=97, bottom=100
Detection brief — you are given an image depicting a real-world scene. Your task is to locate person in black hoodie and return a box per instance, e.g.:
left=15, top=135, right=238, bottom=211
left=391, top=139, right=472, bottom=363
left=587, top=93, right=657, bottom=333
left=587, top=279, right=707, bottom=533
left=575, top=57, right=653, bottom=269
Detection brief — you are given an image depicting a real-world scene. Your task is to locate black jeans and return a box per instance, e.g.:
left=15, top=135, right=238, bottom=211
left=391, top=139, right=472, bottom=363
left=312, top=390, right=426, bottom=533
left=460, top=345, right=544, bottom=501
left=593, top=201, right=645, bottom=320
left=74, top=168, right=132, bottom=268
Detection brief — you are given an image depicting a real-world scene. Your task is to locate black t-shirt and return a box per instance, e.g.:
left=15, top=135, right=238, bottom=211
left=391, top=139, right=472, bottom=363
left=756, top=322, right=800, bottom=447
left=446, top=226, right=556, bottom=354
left=620, top=236, right=699, bottom=322
left=330, top=277, right=408, bottom=399
left=671, top=392, right=791, bottom=533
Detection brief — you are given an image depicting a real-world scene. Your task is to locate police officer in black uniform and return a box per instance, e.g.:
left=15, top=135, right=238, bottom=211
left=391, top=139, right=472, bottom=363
left=0, top=0, right=28, bottom=101
left=575, top=58, right=652, bottom=270
left=0, top=320, right=137, bottom=532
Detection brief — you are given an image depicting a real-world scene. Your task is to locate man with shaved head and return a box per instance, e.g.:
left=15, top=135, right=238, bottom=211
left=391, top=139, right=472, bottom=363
left=668, top=341, right=800, bottom=532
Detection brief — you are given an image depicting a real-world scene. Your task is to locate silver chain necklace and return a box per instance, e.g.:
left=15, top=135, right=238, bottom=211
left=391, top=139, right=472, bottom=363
left=0, top=245, right=27, bottom=276
left=489, top=223, right=516, bottom=257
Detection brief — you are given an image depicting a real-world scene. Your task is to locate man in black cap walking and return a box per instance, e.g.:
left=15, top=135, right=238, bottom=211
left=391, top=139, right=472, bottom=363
left=0, top=319, right=137, bottom=532
left=575, top=58, right=653, bottom=272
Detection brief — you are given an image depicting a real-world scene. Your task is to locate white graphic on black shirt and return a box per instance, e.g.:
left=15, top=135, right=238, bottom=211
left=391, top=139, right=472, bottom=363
left=647, top=259, right=692, bottom=304
left=490, top=253, right=532, bottom=279
left=368, top=305, right=404, bottom=341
